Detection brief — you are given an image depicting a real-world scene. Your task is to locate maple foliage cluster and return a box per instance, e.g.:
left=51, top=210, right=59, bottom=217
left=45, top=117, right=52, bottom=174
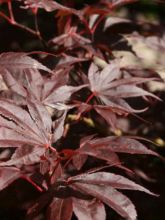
left=0, top=0, right=164, bottom=220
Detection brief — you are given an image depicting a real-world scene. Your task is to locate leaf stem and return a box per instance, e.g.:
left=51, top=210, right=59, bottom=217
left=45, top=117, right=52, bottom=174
left=91, top=14, right=104, bottom=34
left=7, top=1, right=15, bottom=23
left=21, top=176, right=43, bottom=192
left=0, top=11, right=39, bottom=36
left=85, top=92, right=95, bottom=104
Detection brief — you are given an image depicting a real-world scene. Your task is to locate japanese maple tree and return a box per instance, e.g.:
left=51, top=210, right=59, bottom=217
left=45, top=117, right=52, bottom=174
left=0, top=0, right=164, bottom=220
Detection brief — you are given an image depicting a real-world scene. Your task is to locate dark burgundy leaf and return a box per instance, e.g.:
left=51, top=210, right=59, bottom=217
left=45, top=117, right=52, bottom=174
left=46, top=198, right=73, bottom=220
left=105, top=77, right=158, bottom=89
left=106, top=85, right=159, bottom=99
left=51, top=31, right=91, bottom=48
left=0, top=2, right=161, bottom=220
left=94, top=105, right=118, bottom=130
left=73, top=198, right=106, bottom=220
left=0, top=99, right=52, bottom=147
left=73, top=182, right=137, bottom=220
left=72, top=135, right=120, bottom=166
left=27, top=100, right=52, bottom=145
left=24, top=0, right=81, bottom=18
left=88, top=61, right=121, bottom=93
left=72, top=135, right=96, bottom=170
left=1, top=66, right=80, bottom=110
left=84, top=136, right=158, bottom=156
left=1, top=68, right=44, bottom=101
left=40, top=149, right=58, bottom=175
left=24, top=68, right=44, bottom=101
left=71, top=172, right=156, bottom=196
left=56, top=55, right=87, bottom=69
left=0, top=127, right=42, bottom=147
left=27, top=191, right=54, bottom=219
left=1, top=69, right=27, bottom=97
left=0, top=52, right=52, bottom=72
left=80, top=134, right=97, bottom=147
left=43, top=84, right=88, bottom=108
left=42, top=69, right=69, bottom=101
left=76, top=141, right=120, bottom=166
left=88, top=61, right=159, bottom=112
left=0, top=145, right=45, bottom=167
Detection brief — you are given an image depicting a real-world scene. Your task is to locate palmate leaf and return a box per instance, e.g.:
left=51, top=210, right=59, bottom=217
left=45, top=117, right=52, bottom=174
left=0, top=52, right=52, bottom=73
left=88, top=61, right=159, bottom=113
left=70, top=169, right=156, bottom=220
left=88, top=61, right=121, bottom=93
left=28, top=169, right=154, bottom=220
left=1, top=67, right=68, bottom=103
left=1, top=67, right=86, bottom=109
left=72, top=182, right=137, bottom=220
left=50, top=27, right=91, bottom=48
left=0, top=99, right=52, bottom=147
left=73, top=198, right=106, bottom=220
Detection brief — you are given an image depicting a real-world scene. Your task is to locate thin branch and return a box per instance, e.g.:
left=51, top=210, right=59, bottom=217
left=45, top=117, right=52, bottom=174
left=34, top=12, right=42, bottom=40
left=15, top=21, right=39, bottom=36
left=7, top=1, right=15, bottom=23
left=0, top=11, right=11, bottom=23
left=0, top=11, right=38, bottom=36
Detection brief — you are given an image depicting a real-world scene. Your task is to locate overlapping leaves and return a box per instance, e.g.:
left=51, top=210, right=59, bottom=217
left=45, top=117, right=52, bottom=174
left=26, top=170, right=156, bottom=220
left=0, top=99, right=52, bottom=147
left=0, top=1, right=161, bottom=219
left=0, top=54, right=86, bottom=108
left=69, top=170, right=156, bottom=220
left=71, top=135, right=158, bottom=171
left=88, top=61, right=159, bottom=113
